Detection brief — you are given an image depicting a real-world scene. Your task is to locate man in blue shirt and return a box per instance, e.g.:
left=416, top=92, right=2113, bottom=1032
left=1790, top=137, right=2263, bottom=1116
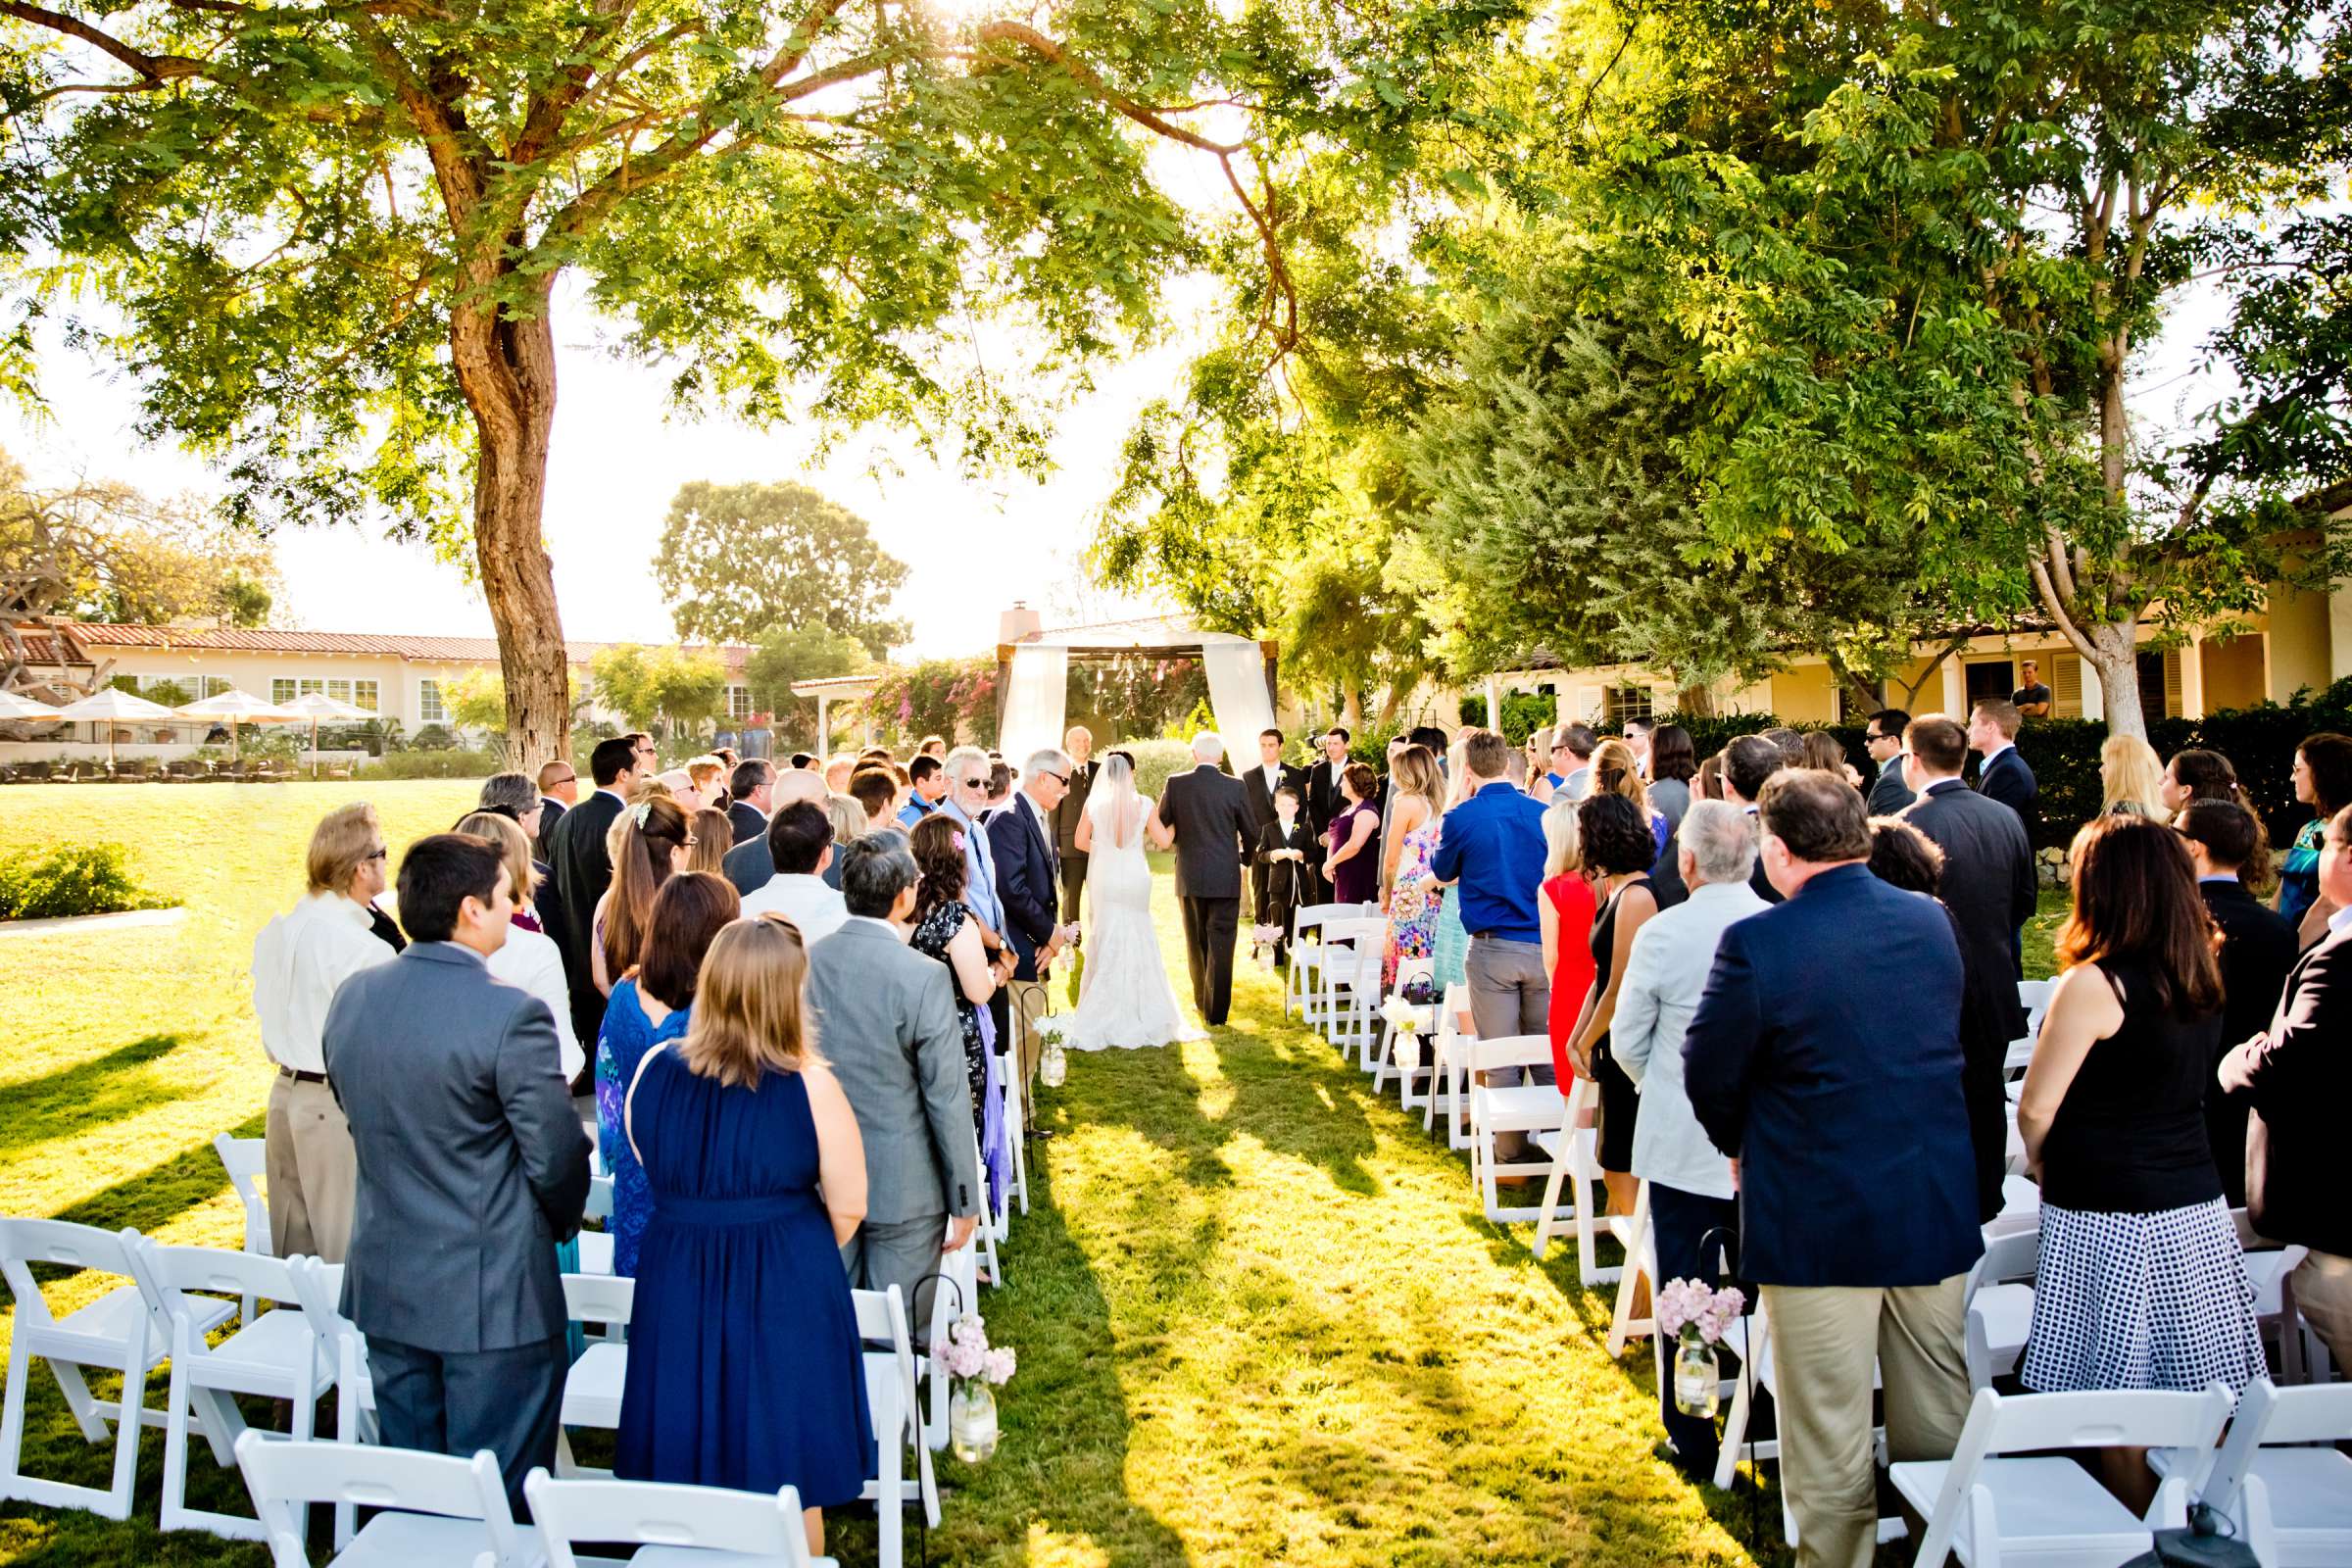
left=1432, top=727, right=1554, bottom=1167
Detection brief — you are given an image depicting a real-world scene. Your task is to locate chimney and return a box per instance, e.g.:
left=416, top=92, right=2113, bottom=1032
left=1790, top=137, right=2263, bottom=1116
left=998, top=601, right=1043, bottom=646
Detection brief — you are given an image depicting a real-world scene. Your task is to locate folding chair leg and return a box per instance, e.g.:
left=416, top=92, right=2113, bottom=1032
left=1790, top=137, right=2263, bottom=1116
left=1605, top=1192, right=1656, bottom=1357
left=1530, top=1135, right=1577, bottom=1260
left=46, top=1353, right=113, bottom=1445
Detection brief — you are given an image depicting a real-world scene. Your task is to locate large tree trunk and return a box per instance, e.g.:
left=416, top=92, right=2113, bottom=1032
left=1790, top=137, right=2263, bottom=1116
left=1674, top=682, right=1718, bottom=718
left=2082, top=618, right=2146, bottom=743
left=451, top=298, right=571, bottom=772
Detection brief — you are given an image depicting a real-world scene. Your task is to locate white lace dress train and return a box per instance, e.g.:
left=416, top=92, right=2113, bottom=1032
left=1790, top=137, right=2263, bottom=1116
left=1062, top=795, right=1203, bottom=1052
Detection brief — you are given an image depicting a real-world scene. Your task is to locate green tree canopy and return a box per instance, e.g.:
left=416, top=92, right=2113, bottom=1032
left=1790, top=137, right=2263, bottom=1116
left=744, top=619, right=868, bottom=730
left=658, top=480, right=906, bottom=657
left=589, top=643, right=727, bottom=737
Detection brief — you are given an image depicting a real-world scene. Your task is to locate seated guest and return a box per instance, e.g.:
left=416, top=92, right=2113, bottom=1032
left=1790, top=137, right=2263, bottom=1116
left=1538, top=798, right=1596, bottom=1089
left=596, top=871, right=738, bottom=1278
left=741, top=801, right=849, bottom=944
left=2178, top=801, right=2295, bottom=1206
left=2222, top=802, right=2352, bottom=1374
left=249, top=802, right=400, bottom=1263
left=685, top=807, right=731, bottom=875
left=1684, top=771, right=1980, bottom=1568
left=907, top=815, right=1004, bottom=1175
left=1611, top=800, right=1765, bottom=1482
left=456, top=811, right=582, bottom=1081
left=1565, top=793, right=1660, bottom=1221
left=805, top=835, right=981, bottom=1316
left=727, top=759, right=775, bottom=845
left=1253, top=784, right=1320, bottom=964
left=2019, top=815, right=2267, bottom=1508
left=2161, top=749, right=2272, bottom=890
left=323, top=834, right=591, bottom=1512
left=849, top=766, right=900, bottom=836
left=1324, top=761, right=1382, bottom=906
left=723, top=765, right=827, bottom=897
left=615, top=916, right=872, bottom=1558
left=590, top=796, right=692, bottom=995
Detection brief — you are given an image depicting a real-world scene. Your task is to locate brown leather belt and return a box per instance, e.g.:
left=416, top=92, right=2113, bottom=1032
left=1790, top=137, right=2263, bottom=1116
left=277, top=1066, right=327, bottom=1085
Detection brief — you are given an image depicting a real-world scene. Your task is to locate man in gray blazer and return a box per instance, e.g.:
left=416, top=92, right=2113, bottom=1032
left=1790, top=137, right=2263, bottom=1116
left=323, top=834, right=592, bottom=1511
left=805, top=834, right=981, bottom=1318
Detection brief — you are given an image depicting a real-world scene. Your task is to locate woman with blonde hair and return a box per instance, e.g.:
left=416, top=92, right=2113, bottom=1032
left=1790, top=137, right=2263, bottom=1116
left=822, top=793, right=865, bottom=852
left=1381, top=745, right=1447, bottom=991
left=455, top=811, right=582, bottom=1081
left=2099, top=733, right=2170, bottom=822
left=1591, top=737, right=1668, bottom=858
left=615, top=915, right=872, bottom=1555
left=593, top=795, right=693, bottom=994
left=685, top=807, right=733, bottom=875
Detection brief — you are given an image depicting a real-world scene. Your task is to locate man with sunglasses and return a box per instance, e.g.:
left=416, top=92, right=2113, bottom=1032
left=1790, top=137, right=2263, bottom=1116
left=938, top=745, right=1012, bottom=983
left=535, top=759, right=579, bottom=861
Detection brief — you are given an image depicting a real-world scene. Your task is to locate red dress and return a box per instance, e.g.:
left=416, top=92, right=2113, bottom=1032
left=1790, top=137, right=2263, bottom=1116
left=1543, top=873, right=1598, bottom=1084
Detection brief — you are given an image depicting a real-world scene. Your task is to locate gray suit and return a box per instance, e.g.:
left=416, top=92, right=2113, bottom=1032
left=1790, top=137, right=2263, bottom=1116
left=323, top=941, right=591, bottom=1508
left=805, top=918, right=980, bottom=1315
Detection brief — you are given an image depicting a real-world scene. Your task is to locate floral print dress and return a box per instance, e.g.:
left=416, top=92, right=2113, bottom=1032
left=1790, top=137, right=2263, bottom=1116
left=1384, top=817, right=1444, bottom=993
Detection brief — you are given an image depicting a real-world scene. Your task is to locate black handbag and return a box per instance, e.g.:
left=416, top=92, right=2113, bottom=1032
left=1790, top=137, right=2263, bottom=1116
left=2120, top=1503, right=2259, bottom=1568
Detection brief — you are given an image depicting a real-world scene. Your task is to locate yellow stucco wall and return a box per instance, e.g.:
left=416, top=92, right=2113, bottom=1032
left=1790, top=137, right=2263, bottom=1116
left=2201, top=634, right=2268, bottom=713
left=1767, top=662, right=1839, bottom=724
left=2266, top=585, right=2333, bottom=701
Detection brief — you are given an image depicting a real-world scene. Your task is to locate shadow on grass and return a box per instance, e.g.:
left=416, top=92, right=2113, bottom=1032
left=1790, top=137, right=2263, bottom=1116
left=0, top=1035, right=204, bottom=1161
left=47, top=1112, right=267, bottom=1237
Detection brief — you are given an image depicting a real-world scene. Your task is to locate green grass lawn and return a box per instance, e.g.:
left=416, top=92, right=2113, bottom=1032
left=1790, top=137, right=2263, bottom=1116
left=8, top=780, right=2007, bottom=1565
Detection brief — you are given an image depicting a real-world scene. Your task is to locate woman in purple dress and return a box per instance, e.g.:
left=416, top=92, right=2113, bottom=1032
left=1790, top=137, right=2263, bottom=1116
left=1324, top=761, right=1383, bottom=906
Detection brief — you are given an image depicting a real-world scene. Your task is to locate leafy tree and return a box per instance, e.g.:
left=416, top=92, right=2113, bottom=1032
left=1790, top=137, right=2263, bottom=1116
left=658, top=481, right=906, bottom=658
left=442, top=667, right=508, bottom=733
left=588, top=643, right=726, bottom=738
left=744, top=620, right=868, bottom=732
left=4, top=0, right=1523, bottom=768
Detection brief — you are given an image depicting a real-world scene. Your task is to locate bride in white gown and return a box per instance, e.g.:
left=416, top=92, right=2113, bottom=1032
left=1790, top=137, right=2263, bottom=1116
left=1062, top=752, right=1203, bottom=1052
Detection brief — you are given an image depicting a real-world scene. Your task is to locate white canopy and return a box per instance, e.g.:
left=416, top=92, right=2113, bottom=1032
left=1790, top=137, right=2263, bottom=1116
left=0, top=690, right=66, bottom=721
left=54, top=688, right=178, bottom=722
left=278, top=691, right=377, bottom=721
left=175, top=689, right=303, bottom=722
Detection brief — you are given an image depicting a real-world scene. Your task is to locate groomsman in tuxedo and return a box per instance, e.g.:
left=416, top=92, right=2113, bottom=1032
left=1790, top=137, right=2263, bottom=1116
left=1305, top=727, right=1351, bottom=904
left=1051, top=725, right=1099, bottom=924
left=1243, top=728, right=1305, bottom=918
left=545, top=734, right=647, bottom=1052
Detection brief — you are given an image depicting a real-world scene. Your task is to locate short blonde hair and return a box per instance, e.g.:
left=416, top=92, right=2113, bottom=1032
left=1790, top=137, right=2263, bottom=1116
left=1542, top=797, right=1584, bottom=878
left=456, top=810, right=540, bottom=908
left=680, top=916, right=819, bottom=1088
left=824, top=793, right=864, bottom=846
left=307, top=804, right=383, bottom=895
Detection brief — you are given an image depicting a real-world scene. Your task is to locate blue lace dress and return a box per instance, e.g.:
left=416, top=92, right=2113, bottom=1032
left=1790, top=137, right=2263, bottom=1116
left=594, top=979, right=690, bottom=1278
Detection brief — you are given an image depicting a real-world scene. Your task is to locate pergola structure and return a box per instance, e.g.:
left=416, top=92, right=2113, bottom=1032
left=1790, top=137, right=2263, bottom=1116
left=786, top=670, right=883, bottom=754
left=994, top=610, right=1279, bottom=740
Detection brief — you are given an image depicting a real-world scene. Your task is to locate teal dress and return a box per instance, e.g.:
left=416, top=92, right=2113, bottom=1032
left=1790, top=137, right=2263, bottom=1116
left=2278, top=815, right=2327, bottom=928
left=1434, top=880, right=1469, bottom=993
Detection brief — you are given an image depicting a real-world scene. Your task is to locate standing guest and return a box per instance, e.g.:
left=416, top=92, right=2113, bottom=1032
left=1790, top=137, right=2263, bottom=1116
left=898, top=754, right=949, bottom=827
left=727, top=759, right=775, bottom=844
left=2160, top=749, right=2273, bottom=892
left=1244, top=728, right=1306, bottom=918
left=249, top=803, right=399, bottom=1264
left=1693, top=752, right=1725, bottom=804
left=822, top=792, right=865, bottom=853
left=456, top=811, right=583, bottom=1082
left=938, top=746, right=1011, bottom=981
left=614, top=916, right=871, bottom=1559
left=1253, top=784, right=1319, bottom=963
left=1432, top=729, right=1553, bottom=1167
left=2278, top=732, right=2352, bottom=935
left=1053, top=725, right=1099, bottom=924
left=1647, top=724, right=1695, bottom=837
left=983, top=760, right=1014, bottom=817
left=1968, top=698, right=2038, bottom=831
left=823, top=755, right=855, bottom=796
left=535, top=759, right=578, bottom=861
left=1625, top=717, right=1654, bottom=779
left=1683, top=772, right=1980, bottom=1568
left=1374, top=734, right=1409, bottom=885
left=548, top=735, right=646, bottom=1047
left=1551, top=725, right=1597, bottom=800
left=805, top=835, right=981, bottom=1315
left=789, top=753, right=814, bottom=771
left=594, top=872, right=738, bottom=1278
left=1863, top=710, right=1915, bottom=815
left=2177, top=801, right=2295, bottom=1207
left=590, top=796, right=693, bottom=995
left=1537, top=798, right=1597, bottom=1089
left=473, top=772, right=563, bottom=939
left=1611, top=801, right=1765, bottom=1482
left=991, top=748, right=1075, bottom=1105
left=1381, top=746, right=1446, bottom=991
left=1564, top=793, right=1661, bottom=1221
left=907, top=815, right=1005, bottom=1158
left=1155, top=731, right=1253, bottom=1026
left=1905, top=713, right=2037, bottom=987
left=1431, top=737, right=1476, bottom=996
left=1524, top=728, right=1555, bottom=803
left=1305, top=727, right=1352, bottom=883
left=1590, top=737, right=1667, bottom=857
left=1720, top=733, right=1788, bottom=906
left=1796, top=731, right=1863, bottom=792
left=2098, top=733, right=2170, bottom=820
left=323, top=834, right=591, bottom=1513
left=1323, top=761, right=1383, bottom=906
left=2221, top=802, right=2352, bottom=1374
left=655, top=768, right=705, bottom=812
left=1759, top=726, right=1807, bottom=769
left=685, top=807, right=732, bottom=874
left=848, top=767, right=899, bottom=836
left=684, top=756, right=726, bottom=809
left=740, top=801, right=849, bottom=944
left=2019, top=815, right=2267, bottom=1506
left=917, top=735, right=949, bottom=760
left=725, top=767, right=827, bottom=897
left=2010, top=659, right=2053, bottom=718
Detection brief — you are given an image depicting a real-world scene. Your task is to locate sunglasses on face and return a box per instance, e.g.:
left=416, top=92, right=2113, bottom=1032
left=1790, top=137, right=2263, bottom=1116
left=960, top=777, right=985, bottom=789
left=364, top=847, right=388, bottom=860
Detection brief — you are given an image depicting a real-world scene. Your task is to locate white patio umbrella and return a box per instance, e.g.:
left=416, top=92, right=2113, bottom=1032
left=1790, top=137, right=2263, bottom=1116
left=176, top=688, right=303, bottom=763
left=278, top=690, right=379, bottom=775
left=53, top=687, right=179, bottom=771
left=0, top=690, right=66, bottom=722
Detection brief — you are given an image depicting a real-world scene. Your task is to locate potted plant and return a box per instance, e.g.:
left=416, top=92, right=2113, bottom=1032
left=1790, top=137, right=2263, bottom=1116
left=1654, top=1278, right=1745, bottom=1418
left=939, top=1311, right=1016, bottom=1464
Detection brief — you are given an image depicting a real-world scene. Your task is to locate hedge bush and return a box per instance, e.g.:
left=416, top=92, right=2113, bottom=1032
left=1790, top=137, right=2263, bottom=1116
left=0, top=842, right=177, bottom=921
left=355, top=749, right=503, bottom=781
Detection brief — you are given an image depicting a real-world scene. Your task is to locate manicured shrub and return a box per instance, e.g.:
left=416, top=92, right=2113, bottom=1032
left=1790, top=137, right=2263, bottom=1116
left=0, top=842, right=177, bottom=920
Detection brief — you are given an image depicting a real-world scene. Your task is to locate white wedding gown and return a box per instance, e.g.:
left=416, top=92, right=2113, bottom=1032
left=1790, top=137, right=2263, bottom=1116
left=1063, top=794, right=1204, bottom=1052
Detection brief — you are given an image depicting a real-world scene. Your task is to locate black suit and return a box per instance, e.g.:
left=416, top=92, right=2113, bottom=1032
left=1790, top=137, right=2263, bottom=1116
left=1976, top=746, right=2038, bottom=835
left=988, top=795, right=1060, bottom=983
left=2200, top=878, right=2297, bottom=1207
left=2227, top=922, right=2352, bottom=1259
left=1156, top=762, right=1250, bottom=1026
left=1866, top=762, right=1915, bottom=816
left=546, top=788, right=625, bottom=1049
left=726, top=799, right=766, bottom=846
left=1242, top=760, right=1306, bottom=915
left=1303, top=759, right=1348, bottom=904
left=1050, top=760, right=1097, bottom=922
left=534, top=795, right=566, bottom=864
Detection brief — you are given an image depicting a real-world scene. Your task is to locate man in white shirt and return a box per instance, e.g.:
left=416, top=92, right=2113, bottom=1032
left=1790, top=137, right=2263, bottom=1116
left=739, top=800, right=849, bottom=944
left=249, top=802, right=399, bottom=1261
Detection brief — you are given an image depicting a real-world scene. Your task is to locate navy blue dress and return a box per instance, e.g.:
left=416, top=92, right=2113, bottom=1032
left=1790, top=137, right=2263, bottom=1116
left=614, top=1048, right=873, bottom=1507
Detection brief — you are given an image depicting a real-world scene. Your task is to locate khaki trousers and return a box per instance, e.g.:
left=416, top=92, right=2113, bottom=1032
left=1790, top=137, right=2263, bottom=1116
left=1761, top=1276, right=1972, bottom=1568
left=265, top=1072, right=356, bottom=1263
left=1004, top=978, right=1049, bottom=1129
left=2291, top=1249, right=2352, bottom=1374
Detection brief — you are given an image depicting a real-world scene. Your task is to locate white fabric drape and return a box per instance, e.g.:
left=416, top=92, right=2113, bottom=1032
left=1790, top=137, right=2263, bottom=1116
left=1201, top=640, right=1275, bottom=755
left=998, top=644, right=1069, bottom=774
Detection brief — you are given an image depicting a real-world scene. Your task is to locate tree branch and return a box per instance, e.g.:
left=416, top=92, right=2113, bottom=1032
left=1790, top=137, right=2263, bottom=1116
left=0, top=1, right=209, bottom=82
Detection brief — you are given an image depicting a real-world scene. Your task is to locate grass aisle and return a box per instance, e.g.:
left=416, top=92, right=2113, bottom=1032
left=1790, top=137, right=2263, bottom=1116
left=0, top=784, right=1766, bottom=1565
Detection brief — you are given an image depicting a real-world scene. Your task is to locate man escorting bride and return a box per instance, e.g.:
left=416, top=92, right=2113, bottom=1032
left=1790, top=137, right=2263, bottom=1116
left=1059, top=732, right=1245, bottom=1050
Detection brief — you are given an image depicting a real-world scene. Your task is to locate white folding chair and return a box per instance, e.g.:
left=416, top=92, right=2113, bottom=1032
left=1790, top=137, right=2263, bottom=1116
left=921, top=1241, right=980, bottom=1455
left=1286, top=902, right=1370, bottom=1022
left=2005, top=979, right=2054, bottom=1078
left=214, top=1134, right=273, bottom=1323
left=1530, top=1075, right=1616, bottom=1280
left=856, top=1330, right=908, bottom=1568
left=285, top=1255, right=379, bottom=1546
left=1462, top=1033, right=1564, bottom=1224
left=527, top=1468, right=834, bottom=1568
left=852, top=1285, right=938, bottom=1531
left=968, top=1128, right=1004, bottom=1289
left=555, top=1272, right=634, bottom=1479
left=1312, top=917, right=1386, bottom=1063
left=578, top=1174, right=616, bottom=1277
left=2232, top=1207, right=2313, bottom=1386
left=234, top=1429, right=527, bottom=1568
left=1372, top=958, right=1438, bottom=1101
left=0, top=1218, right=229, bottom=1519
left=1602, top=1179, right=1655, bottom=1357
left=995, top=1028, right=1030, bottom=1219
left=2181, top=1377, right=2352, bottom=1567
left=1893, top=1384, right=2233, bottom=1568
left=1424, top=983, right=1476, bottom=1147
left=1961, top=1226, right=2038, bottom=1394
left=128, top=1239, right=331, bottom=1540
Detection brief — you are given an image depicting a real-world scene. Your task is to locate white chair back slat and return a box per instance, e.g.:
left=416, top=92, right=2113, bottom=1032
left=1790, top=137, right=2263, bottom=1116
left=213, top=1135, right=272, bottom=1260
left=853, top=1285, right=938, bottom=1528
left=527, top=1469, right=816, bottom=1568
left=583, top=1173, right=614, bottom=1223
left=559, top=1271, right=635, bottom=1329
left=233, top=1429, right=523, bottom=1568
